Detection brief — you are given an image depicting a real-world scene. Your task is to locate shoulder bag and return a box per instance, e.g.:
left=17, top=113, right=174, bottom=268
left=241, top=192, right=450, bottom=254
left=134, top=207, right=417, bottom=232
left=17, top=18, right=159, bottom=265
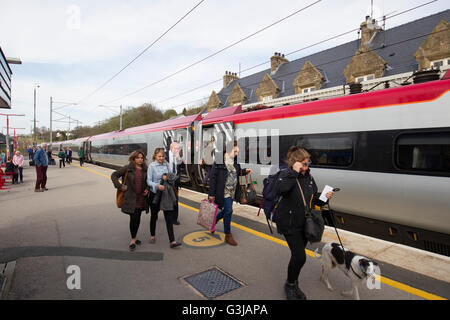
left=116, top=171, right=129, bottom=208
left=296, top=180, right=324, bottom=243
left=239, top=174, right=257, bottom=205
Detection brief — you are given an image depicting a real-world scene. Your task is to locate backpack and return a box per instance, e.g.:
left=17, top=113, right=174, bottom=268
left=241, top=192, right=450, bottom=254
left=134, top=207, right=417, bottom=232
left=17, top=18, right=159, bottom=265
left=258, top=164, right=288, bottom=234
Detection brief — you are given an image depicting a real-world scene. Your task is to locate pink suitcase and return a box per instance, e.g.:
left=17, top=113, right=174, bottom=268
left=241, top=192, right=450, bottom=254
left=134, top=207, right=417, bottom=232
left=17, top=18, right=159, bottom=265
left=197, top=199, right=219, bottom=232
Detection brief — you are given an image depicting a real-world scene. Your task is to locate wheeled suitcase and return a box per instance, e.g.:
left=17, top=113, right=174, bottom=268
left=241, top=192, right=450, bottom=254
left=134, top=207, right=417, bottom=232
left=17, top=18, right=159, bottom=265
left=197, top=199, right=219, bottom=232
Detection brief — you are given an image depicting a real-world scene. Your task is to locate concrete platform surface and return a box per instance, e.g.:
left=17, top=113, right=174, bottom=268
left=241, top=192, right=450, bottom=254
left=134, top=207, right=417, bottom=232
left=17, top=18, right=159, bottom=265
left=0, top=162, right=448, bottom=300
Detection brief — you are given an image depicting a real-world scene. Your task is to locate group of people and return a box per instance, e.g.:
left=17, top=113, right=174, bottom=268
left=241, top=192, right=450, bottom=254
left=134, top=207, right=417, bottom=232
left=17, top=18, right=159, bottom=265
left=111, top=140, right=334, bottom=300
left=1, top=150, right=25, bottom=184
left=111, top=142, right=183, bottom=250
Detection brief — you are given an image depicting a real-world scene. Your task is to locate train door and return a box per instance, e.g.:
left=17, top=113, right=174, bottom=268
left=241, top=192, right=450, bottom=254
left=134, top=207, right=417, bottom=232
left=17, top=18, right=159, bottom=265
left=163, top=128, right=192, bottom=185
left=195, top=121, right=235, bottom=191
left=84, top=140, right=92, bottom=162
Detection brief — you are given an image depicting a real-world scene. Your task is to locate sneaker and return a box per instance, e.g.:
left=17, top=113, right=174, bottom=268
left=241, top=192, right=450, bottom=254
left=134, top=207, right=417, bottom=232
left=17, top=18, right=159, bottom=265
left=129, top=243, right=136, bottom=251
left=173, top=220, right=180, bottom=225
left=42, top=187, right=49, bottom=191
left=135, top=240, right=142, bottom=245
left=34, top=189, right=43, bottom=192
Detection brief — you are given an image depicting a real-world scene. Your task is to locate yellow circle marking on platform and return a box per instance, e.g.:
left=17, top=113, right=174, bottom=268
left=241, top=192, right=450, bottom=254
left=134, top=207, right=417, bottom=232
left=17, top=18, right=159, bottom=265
left=183, top=231, right=225, bottom=248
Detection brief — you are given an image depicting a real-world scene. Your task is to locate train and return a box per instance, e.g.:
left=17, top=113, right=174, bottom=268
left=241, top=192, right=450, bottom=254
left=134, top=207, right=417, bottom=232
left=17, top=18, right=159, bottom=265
left=50, top=73, right=450, bottom=256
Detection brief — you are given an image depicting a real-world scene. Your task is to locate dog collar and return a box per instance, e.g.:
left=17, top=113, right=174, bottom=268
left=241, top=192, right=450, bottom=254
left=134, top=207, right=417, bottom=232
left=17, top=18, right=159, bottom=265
left=350, top=262, right=366, bottom=280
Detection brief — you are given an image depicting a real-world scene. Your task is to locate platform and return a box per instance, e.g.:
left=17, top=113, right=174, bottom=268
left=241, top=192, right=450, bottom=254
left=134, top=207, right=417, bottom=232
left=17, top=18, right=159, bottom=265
left=0, top=161, right=448, bottom=301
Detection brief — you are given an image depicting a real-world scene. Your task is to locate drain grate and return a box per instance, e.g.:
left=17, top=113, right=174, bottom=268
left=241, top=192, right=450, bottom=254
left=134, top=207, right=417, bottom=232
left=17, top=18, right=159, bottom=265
left=182, top=266, right=244, bottom=299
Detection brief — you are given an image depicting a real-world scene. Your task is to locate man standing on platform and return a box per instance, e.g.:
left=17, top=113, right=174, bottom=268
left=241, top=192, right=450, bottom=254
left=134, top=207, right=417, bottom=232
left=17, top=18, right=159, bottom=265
left=78, top=148, right=84, bottom=167
left=166, top=141, right=182, bottom=225
left=34, top=144, right=49, bottom=192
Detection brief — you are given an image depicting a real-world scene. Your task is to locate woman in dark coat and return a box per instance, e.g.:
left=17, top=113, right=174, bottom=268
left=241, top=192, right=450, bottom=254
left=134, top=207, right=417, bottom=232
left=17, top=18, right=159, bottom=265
left=111, top=150, right=150, bottom=251
left=208, top=140, right=251, bottom=246
left=275, top=146, right=334, bottom=300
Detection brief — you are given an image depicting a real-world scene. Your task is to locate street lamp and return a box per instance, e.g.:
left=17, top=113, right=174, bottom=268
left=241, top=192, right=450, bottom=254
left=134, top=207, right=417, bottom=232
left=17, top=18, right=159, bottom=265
left=33, top=84, right=40, bottom=145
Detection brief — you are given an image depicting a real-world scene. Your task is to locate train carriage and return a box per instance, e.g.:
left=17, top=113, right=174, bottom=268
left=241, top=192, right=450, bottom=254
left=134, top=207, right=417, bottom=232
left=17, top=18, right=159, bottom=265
left=51, top=75, right=450, bottom=255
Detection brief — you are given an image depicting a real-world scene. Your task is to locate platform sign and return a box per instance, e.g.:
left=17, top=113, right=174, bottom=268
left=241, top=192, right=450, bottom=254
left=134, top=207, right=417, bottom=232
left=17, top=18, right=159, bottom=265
left=182, top=230, right=226, bottom=248
left=0, top=47, right=12, bottom=109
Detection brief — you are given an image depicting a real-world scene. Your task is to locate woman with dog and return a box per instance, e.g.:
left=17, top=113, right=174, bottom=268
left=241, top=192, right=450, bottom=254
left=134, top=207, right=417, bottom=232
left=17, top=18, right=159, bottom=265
left=111, top=150, right=150, bottom=251
left=146, top=147, right=182, bottom=249
left=276, top=146, right=334, bottom=300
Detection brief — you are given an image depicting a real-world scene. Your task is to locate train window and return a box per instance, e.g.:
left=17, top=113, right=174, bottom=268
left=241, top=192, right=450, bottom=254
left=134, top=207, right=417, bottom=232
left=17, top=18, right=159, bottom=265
left=295, top=136, right=353, bottom=166
left=396, top=132, right=450, bottom=172
left=91, top=143, right=147, bottom=156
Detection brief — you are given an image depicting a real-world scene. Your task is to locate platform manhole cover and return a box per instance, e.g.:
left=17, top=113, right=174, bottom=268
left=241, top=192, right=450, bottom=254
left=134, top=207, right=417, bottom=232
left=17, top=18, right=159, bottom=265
left=181, top=266, right=245, bottom=299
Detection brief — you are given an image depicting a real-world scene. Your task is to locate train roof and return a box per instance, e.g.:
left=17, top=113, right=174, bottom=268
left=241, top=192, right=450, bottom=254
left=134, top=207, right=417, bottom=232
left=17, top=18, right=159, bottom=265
left=201, top=105, right=242, bottom=125
left=210, top=78, right=450, bottom=126
left=89, top=113, right=202, bottom=141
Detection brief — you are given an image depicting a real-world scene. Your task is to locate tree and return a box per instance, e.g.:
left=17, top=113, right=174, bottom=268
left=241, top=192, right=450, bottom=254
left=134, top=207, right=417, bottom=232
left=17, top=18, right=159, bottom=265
left=163, top=109, right=178, bottom=120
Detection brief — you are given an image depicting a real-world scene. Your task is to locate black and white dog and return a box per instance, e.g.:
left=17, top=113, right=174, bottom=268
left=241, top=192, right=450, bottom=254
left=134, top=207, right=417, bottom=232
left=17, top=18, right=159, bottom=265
left=314, top=242, right=379, bottom=300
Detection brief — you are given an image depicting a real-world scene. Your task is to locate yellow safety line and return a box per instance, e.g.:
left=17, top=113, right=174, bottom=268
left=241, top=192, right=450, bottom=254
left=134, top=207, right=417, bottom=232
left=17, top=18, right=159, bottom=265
left=76, top=164, right=447, bottom=300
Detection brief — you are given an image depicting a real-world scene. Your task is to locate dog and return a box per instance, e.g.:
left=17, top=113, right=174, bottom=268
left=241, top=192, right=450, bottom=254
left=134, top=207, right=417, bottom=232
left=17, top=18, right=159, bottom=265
left=314, top=242, right=379, bottom=300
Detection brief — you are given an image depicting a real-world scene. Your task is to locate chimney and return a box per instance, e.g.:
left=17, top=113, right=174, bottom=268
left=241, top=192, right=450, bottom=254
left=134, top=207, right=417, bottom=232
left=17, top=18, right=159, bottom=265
left=270, top=52, right=288, bottom=72
left=360, top=16, right=381, bottom=48
left=223, top=71, right=239, bottom=87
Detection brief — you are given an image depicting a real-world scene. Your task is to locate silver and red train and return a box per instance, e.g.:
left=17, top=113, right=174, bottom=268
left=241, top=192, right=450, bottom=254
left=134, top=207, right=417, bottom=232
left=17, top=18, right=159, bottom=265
left=51, top=75, right=450, bottom=256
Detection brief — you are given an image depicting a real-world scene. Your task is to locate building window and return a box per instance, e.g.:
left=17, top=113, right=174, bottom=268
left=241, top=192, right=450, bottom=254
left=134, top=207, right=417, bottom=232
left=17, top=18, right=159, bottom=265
left=431, top=58, right=450, bottom=69
left=295, top=135, right=353, bottom=167
left=396, top=132, right=450, bottom=173
left=356, top=74, right=375, bottom=83
left=302, top=87, right=315, bottom=94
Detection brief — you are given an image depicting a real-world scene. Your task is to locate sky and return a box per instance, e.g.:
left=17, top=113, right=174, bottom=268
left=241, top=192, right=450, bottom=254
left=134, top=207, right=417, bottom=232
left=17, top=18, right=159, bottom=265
left=0, top=0, right=448, bottom=135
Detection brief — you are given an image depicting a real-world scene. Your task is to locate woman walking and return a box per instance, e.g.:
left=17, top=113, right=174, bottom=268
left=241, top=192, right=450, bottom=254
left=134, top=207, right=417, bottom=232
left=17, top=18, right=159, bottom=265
left=275, top=146, right=333, bottom=300
left=12, top=151, right=24, bottom=183
left=111, top=150, right=150, bottom=251
left=208, top=140, right=251, bottom=246
left=146, top=147, right=181, bottom=248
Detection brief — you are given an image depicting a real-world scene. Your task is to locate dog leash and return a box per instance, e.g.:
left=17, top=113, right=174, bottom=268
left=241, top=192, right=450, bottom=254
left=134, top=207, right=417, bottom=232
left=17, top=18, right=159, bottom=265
left=327, top=195, right=364, bottom=279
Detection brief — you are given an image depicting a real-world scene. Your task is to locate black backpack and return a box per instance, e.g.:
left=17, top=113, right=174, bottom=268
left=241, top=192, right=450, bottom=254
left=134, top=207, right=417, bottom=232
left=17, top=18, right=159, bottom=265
left=258, top=164, right=287, bottom=233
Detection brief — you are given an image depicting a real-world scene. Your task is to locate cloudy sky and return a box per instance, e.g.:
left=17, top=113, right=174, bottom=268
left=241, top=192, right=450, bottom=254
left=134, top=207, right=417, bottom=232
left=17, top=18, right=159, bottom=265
left=0, top=0, right=448, bottom=134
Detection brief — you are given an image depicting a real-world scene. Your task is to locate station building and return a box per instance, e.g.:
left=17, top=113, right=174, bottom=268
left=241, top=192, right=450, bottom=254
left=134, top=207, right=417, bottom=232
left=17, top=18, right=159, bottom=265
left=0, top=46, right=12, bottom=110
left=206, top=10, right=450, bottom=112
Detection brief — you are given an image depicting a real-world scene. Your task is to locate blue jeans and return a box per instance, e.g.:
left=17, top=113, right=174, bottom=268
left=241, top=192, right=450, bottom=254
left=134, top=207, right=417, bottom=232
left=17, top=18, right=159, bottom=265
left=216, top=197, right=233, bottom=234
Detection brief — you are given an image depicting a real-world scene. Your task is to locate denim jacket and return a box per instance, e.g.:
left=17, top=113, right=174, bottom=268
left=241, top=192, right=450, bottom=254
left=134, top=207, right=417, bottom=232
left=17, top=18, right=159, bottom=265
left=147, top=160, right=169, bottom=193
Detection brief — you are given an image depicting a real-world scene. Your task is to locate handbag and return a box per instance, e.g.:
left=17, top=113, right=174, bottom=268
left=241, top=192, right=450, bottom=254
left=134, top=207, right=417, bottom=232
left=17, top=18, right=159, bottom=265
left=239, top=174, right=257, bottom=205
left=296, top=180, right=324, bottom=243
left=116, top=171, right=129, bottom=208
left=197, top=199, right=219, bottom=232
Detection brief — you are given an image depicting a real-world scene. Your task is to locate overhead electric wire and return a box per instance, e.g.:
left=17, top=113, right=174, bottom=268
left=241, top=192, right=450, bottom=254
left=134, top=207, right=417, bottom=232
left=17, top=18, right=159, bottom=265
left=101, top=0, right=322, bottom=105
left=158, top=26, right=450, bottom=112
left=76, top=0, right=206, bottom=104
left=154, top=0, right=440, bottom=106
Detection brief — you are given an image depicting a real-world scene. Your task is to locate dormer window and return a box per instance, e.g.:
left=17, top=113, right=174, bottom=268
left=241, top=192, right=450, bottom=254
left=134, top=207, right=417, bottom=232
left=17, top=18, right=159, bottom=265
left=262, top=95, right=273, bottom=102
left=356, top=74, right=375, bottom=83
left=302, top=87, right=315, bottom=94
left=431, top=58, right=450, bottom=69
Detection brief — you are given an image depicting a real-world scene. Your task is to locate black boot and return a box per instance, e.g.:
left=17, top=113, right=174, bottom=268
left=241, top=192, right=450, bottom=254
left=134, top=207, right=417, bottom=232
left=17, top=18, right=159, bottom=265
left=284, top=281, right=300, bottom=300
left=294, top=280, right=307, bottom=300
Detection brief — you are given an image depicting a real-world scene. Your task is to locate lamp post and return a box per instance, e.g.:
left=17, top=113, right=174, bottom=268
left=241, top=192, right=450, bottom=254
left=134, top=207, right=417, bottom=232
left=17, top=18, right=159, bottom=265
left=33, top=84, right=40, bottom=146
